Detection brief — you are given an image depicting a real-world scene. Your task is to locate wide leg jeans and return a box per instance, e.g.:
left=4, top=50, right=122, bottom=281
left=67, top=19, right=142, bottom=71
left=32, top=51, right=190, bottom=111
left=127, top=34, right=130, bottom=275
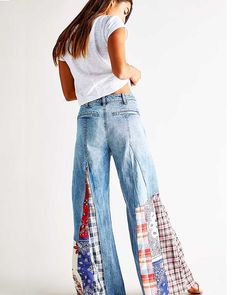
left=71, top=93, right=197, bottom=295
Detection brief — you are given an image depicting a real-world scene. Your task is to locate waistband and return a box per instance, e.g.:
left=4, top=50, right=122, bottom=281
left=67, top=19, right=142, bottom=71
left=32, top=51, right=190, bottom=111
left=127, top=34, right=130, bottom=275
left=82, top=92, right=136, bottom=107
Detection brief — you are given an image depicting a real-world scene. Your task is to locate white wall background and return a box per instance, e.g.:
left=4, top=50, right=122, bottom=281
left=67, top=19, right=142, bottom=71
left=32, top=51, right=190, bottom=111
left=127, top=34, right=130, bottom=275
left=0, top=0, right=226, bottom=294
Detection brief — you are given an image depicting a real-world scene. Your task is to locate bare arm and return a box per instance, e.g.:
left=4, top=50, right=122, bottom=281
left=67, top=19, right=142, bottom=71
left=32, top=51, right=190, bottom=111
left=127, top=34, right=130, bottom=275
left=58, top=26, right=140, bottom=101
left=107, top=27, right=141, bottom=85
left=58, top=60, right=77, bottom=101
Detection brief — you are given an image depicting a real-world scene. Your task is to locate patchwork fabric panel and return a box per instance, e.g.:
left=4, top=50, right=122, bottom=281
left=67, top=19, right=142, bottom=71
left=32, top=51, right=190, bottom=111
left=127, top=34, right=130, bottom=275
left=71, top=164, right=197, bottom=295
left=72, top=163, right=106, bottom=295
left=152, top=192, right=197, bottom=295
left=135, top=192, right=197, bottom=295
left=86, top=165, right=106, bottom=294
left=144, top=197, right=169, bottom=295
left=72, top=240, right=84, bottom=295
left=135, top=203, right=168, bottom=295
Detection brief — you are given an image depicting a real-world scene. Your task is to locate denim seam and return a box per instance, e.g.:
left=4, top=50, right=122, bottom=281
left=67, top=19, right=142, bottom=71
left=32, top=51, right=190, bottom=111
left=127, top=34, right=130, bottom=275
left=129, top=143, right=148, bottom=203
left=74, top=120, right=89, bottom=242
left=103, top=105, right=109, bottom=145
left=83, top=98, right=136, bottom=108
left=125, top=116, right=148, bottom=206
left=125, top=116, right=148, bottom=295
left=84, top=117, right=88, bottom=160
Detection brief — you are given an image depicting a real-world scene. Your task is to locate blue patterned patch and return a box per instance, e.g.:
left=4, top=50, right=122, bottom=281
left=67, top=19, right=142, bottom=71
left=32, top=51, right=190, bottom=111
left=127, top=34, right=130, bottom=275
left=77, top=239, right=95, bottom=294
left=153, top=258, right=169, bottom=295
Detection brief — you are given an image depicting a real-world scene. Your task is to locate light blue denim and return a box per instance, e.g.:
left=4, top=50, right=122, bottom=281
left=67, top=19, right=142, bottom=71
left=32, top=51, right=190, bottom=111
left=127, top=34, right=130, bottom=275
left=71, top=93, right=160, bottom=295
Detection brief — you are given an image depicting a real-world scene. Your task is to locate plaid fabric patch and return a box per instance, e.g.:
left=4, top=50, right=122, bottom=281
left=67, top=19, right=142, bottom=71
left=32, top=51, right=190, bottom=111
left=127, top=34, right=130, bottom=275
left=86, top=164, right=106, bottom=294
left=152, top=192, right=197, bottom=294
left=72, top=163, right=106, bottom=295
left=144, top=197, right=169, bottom=295
left=136, top=192, right=197, bottom=295
left=136, top=200, right=169, bottom=295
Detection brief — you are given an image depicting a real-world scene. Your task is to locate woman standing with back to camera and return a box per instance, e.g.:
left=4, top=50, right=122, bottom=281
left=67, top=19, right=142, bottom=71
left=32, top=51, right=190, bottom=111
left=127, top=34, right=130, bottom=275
left=53, top=1, right=203, bottom=294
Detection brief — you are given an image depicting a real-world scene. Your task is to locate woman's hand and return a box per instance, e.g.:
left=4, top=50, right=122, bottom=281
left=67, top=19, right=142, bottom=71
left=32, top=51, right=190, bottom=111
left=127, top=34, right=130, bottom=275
left=129, top=65, right=141, bottom=86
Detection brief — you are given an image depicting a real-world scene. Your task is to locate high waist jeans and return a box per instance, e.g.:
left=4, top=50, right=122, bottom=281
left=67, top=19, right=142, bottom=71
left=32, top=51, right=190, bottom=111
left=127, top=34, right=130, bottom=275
left=71, top=93, right=197, bottom=295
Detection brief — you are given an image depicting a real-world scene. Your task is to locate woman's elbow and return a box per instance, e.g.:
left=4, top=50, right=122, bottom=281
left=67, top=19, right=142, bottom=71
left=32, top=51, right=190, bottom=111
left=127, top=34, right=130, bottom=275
left=112, top=64, right=129, bottom=80
left=64, top=91, right=77, bottom=101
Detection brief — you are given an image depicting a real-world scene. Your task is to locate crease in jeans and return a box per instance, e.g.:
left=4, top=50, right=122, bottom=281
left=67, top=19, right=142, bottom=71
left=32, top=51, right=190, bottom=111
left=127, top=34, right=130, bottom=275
left=125, top=114, right=148, bottom=207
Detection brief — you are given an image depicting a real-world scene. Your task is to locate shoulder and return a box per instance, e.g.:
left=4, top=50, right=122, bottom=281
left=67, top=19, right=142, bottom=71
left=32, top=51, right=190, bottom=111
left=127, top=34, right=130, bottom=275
left=105, top=15, right=126, bottom=28
left=103, top=15, right=127, bottom=41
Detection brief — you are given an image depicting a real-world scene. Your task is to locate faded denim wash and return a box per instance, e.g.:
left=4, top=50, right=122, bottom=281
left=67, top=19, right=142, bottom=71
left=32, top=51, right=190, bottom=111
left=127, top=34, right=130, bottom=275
left=71, top=93, right=198, bottom=295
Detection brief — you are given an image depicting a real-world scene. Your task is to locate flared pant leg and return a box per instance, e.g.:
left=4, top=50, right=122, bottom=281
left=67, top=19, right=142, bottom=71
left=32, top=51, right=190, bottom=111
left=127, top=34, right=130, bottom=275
left=71, top=93, right=198, bottom=295
left=106, top=95, right=198, bottom=295
left=71, top=103, right=126, bottom=295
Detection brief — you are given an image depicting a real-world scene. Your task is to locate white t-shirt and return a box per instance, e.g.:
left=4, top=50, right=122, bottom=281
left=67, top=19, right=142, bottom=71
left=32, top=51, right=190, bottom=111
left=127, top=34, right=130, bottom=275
left=59, top=14, right=130, bottom=105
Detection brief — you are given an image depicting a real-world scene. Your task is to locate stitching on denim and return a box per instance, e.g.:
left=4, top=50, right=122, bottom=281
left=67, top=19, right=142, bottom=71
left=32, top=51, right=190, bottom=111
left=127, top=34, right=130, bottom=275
left=124, top=116, right=140, bottom=207
left=84, top=117, right=88, bottom=161
left=111, top=110, right=139, bottom=116
left=74, top=120, right=89, bottom=242
left=103, top=104, right=109, bottom=147
left=78, top=111, right=99, bottom=118
left=125, top=116, right=148, bottom=206
left=130, top=143, right=148, bottom=202
left=84, top=98, right=136, bottom=108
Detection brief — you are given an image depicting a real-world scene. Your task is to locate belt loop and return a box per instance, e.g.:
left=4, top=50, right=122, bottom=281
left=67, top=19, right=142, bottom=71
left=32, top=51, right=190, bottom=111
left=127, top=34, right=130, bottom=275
left=121, top=93, right=127, bottom=104
left=87, top=101, right=91, bottom=108
left=101, top=96, right=107, bottom=106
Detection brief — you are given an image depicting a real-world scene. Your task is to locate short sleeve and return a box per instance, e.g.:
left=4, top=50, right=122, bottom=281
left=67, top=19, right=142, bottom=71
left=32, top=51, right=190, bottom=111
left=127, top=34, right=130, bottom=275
left=104, top=15, right=128, bottom=42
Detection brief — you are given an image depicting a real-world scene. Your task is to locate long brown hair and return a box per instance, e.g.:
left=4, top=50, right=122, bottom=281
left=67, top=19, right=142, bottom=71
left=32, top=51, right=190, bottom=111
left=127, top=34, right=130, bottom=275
left=52, top=0, right=133, bottom=66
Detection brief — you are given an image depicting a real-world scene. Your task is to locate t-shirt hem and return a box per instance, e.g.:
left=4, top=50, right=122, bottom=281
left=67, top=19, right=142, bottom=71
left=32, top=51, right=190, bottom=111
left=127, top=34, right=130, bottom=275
left=76, top=80, right=130, bottom=105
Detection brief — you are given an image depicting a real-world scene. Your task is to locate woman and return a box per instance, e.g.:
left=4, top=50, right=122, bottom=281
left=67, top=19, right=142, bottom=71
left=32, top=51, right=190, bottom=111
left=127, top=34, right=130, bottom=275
left=52, top=1, right=203, bottom=294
